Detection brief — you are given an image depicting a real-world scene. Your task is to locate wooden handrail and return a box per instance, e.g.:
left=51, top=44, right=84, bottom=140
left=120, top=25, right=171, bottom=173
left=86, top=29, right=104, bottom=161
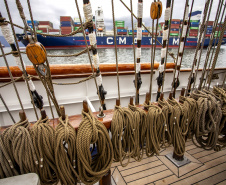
left=0, top=63, right=176, bottom=77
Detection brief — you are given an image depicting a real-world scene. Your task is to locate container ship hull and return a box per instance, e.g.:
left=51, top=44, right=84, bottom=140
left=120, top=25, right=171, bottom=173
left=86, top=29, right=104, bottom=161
left=16, top=34, right=226, bottom=49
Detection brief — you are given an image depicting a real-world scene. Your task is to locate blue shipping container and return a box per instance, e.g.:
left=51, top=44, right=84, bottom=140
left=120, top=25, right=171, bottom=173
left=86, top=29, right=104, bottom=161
left=27, top=21, right=39, bottom=26
left=74, top=22, right=81, bottom=26
left=61, top=21, right=73, bottom=27
left=128, top=30, right=137, bottom=32
left=190, top=22, right=199, bottom=27
left=171, top=28, right=179, bottom=31
left=117, top=29, right=127, bottom=32
left=142, top=30, right=148, bottom=33
left=171, top=21, right=180, bottom=24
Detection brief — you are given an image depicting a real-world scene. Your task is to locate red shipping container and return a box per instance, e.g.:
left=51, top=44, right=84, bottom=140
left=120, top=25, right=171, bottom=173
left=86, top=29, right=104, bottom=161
left=224, top=35, right=226, bottom=37
left=205, top=34, right=211, bottom=37
left=170, top=31, right=179, bottom=33
left=61, top=31, right=72, bottom=35
left=117, top=27, right=124, bottom=29
left=39, top=21, right=53, bottom=28
left=189, top=29, right=199, bottom=33
left=49, top=29, right=59, bottom=32
left=171, top=19, right=180, bottom=22
left=60, top=16, right=73, bottom=22
left=207, top=21, right=214, bottom=26
left=38, top=28, right=48, bottom=32
left=171, top=24, right=180, bottom=28
left=142, top=32, right=149, bottom=35
left=117, top=32, right=127, bottom=35
left=189, top=33, right=198, bottom=37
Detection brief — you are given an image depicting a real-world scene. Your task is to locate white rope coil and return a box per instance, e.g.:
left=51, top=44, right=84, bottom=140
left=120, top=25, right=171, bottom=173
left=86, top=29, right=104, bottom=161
left=136, top=63, right=140, bottom=73
left=89, top=32, right=96, bottom=46
left=0, top=24, right=14, bottom=44
left=137, top=2, right=143, bottom=18
left=164, top=7, right=171, bottom=20
left=137, top=27, right=142, bottom=40
left=163, top=29, right=169, bottom=40
left=93, top=53, right=99, bottom=68
left=96, top=74, right=102, bottom=86
left=177, top=56, right=182, bottom=65
left=15, top=56, right=25, bottom=71
left=185, top=5, right=189, bottom=20
left=159, top=63, right=164, bottom=73
left=161, top=48, right=167, bottom=58
left=182, top=25, right=187, bottom=37
left=27, top=79, right=36, bottom=91
left=179, top=42, right=184, bottom=53
left=136, top=48, right=141, bottom=58
left=83, top=3, right=93, bottom=22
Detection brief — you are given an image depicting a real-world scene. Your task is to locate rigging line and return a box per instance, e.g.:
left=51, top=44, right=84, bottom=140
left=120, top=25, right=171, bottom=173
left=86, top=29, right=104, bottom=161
left=149, top=19, right=155, bottom=101
left=3, top=0, right=39, bottom=119
left=0, top=94, right=16, bottom=124
left=130, top=0, right=137, bottom=104
left=199, top=0, right=225, bottom=90
left=171, top=0, right=193, bottom=98
left=222, top=73, right=226, bottom=87
left=0, top=42, right=24, bottom=113
left=203, top=0, right=226, bottom=88
left=192, top=0, right=214, bottom=90
left=207, top=15, right=226, bottom=87
left=161, top=0, right=174, bottom=93
left=74, top=0, right=103, bottom=107
left=150, top=5, right=160, bottom=101
left=26, top=0, right=37, bottom=42
left=156, top=0, right=172, bottom=101
left=185, top=0, right=211, bottom=96
left=111, top=0, right=120, bottom=100
left=119, top=0, right=176, bottom=61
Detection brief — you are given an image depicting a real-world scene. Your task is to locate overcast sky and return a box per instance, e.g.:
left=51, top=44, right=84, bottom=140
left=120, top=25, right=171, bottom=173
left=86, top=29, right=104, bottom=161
left=0, top=0, right=222, bottom=33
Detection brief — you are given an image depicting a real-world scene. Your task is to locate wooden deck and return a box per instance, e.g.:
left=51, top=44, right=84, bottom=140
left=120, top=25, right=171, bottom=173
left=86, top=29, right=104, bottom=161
left=77, top=139, right=226, bottom=185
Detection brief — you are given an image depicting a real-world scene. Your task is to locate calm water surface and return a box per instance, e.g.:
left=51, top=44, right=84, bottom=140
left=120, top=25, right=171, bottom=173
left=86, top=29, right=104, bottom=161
left=1, top=46, right=226, bottom=68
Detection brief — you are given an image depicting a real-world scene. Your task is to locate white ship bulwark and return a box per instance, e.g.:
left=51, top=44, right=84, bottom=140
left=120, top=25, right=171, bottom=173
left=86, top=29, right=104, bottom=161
left=0, top=63, right=225, bottom=127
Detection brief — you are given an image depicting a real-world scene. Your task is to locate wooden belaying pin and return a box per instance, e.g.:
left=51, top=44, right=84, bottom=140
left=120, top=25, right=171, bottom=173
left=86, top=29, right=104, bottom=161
left=19, top=110, right=26, bottom=122
left=181, top=88, right=185, bottom=97
left=41, top=109, right=47, bottom=120
left=116, top=98, right=120, bottom=106
left=60, top=106, right=66, bottom=120
left=160, top=93, right=164, bottom=101
left=169, top=92, right=173, bottom=100
left=145, top=92, right=150, bottom=105
left=130, top=96, right=134, bottom=106
left=83, top=100, right=89, bottom=113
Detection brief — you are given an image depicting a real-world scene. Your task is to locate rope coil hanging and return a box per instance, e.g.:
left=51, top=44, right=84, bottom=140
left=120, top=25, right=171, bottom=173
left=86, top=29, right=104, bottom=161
left=30, top=114, right=59, bottom=185
left=55, top=113, right=78, bottom=185
left=76, top=106, right=113, bottom=184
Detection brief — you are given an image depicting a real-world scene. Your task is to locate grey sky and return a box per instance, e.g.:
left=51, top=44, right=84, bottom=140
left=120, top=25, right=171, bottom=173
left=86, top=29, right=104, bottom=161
left=0, top=0, right=221, bottom=33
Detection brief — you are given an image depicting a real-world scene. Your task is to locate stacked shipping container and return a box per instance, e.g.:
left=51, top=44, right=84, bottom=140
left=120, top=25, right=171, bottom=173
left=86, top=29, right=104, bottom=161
left=60, top=16, right=74, bottom=35
left=189, top=20, right=199, bottom=37
left=170, top=19, right=180, bottom=36
left=116, top=21, right=127, bottom=35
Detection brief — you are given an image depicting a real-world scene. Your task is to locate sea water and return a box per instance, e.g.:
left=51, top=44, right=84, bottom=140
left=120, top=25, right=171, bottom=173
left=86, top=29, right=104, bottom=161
left=0, top=46, right=226, bottom=68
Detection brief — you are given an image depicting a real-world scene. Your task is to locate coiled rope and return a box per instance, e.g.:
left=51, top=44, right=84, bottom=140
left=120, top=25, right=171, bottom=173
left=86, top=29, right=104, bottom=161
left=128, top=104, right=146, bottom=161
left=167, top=98, right=189, bottom=159
left=30, top=117, right=59, bottom=185
left=55, top=115, right=78, bottom=185
left=76, top=108, right=113, bottom=185
left=111, top=105, right=135, bottom=167
left=1, top=119, right=38, bottom=174
left=190, top=90, right=222, bottom=150
left=143, top=103, right=166, bottom=157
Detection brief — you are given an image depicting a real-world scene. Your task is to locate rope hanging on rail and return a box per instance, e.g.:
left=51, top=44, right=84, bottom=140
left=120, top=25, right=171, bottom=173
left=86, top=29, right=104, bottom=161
left=30, top=115, right=59, bottom=185
left=1, top=116, right=38, bottom=174
left=76, top=107, right=113, bottom=184
left=55, top=114, right=78, bottom=185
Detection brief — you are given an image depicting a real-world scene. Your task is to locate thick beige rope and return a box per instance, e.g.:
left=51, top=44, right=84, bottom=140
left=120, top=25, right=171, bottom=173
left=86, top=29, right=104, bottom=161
left=76, top=109, right=113, bottom=185
left=128, top=104, right=146, bottom=161
left=1, top=119, right=38, bottom=174
left=31, top=117, right=59, bottom=185
left=55, top=115, right=78, bottom=185
left=144, top=103, right=166, bottom=157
